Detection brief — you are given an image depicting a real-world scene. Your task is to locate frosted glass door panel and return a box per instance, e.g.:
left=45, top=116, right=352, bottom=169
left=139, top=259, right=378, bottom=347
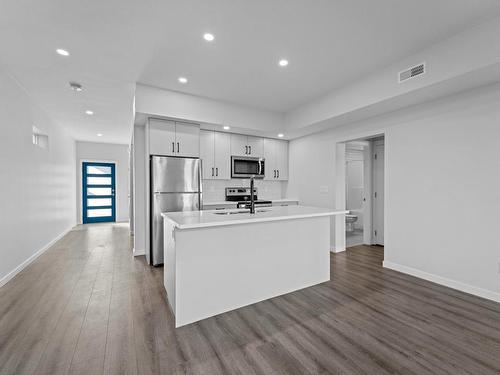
left=87, top=176, right=112, bottom=185
left=87, top=198, right=112, bottom=207
left=88, top=187, right=112, bottom=196
left=88, top=209, right=112, bottom=218
left=87, top=165, right=112, bottom=175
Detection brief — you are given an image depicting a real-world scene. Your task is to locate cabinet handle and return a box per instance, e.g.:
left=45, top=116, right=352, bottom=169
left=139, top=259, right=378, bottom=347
left=274, top=170, right=276, bottom=178
left=245, top=145, right=248, bottom=154
left=249, top=145, right=252, bottom=154
left=172, top=142, right=175, bottom=153
left=216, top=167, right=218, bottom=177
left=177, top=142, right=180, bottom=153
left=212, top=167, right=214, bottom=177
left=277, top=170, right=279, bottom=179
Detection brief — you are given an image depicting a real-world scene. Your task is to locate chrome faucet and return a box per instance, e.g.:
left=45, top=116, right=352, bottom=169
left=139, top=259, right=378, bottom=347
left=249, top=176, right=255, bottom=214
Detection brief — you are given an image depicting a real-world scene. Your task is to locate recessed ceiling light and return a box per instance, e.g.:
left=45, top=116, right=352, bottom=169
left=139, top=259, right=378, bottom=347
left=97, top=133, right=103, bottom=137
left=178, top=77, right=188, bottom=84
left=278, top=59, right=289, bottom=67
left=278, top=133, right=284, bottom=138
left=69, top=82, right=83, bottom=92
left=203, top=33, right=215, bottom=42
left=85, top=110, right=94, bottom=115
left=223, top=126, right=230, bottom=130
left=56, top=48, right=70, bottom=56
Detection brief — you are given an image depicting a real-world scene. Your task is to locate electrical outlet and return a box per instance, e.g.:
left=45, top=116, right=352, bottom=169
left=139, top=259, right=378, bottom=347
left=319, top=186, right=329, bottom=194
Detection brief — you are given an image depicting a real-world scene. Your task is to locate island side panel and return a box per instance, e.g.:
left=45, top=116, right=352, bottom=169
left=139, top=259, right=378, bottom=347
left=174, top=216, right=330, bottom=327
left=163, top=218, right=176, bottom=314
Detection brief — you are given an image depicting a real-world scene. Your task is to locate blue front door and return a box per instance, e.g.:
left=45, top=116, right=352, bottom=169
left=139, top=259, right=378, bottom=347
left=82, top=162, right=116, bottom=224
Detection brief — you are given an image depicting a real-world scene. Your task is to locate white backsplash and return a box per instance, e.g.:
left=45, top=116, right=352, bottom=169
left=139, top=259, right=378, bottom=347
left=203, top=179, right=285, bottom=202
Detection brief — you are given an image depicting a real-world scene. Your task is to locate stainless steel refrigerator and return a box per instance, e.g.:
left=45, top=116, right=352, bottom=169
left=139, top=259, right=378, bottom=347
left=150, top=156, right=202, bottom=266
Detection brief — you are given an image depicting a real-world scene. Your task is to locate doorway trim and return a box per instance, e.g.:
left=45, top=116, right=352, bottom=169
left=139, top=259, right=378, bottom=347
left=334, top=129, right=387, bottom=252
left=78, top=158, right=118, bottom=225
left=82, top=161, right=116, bottom=224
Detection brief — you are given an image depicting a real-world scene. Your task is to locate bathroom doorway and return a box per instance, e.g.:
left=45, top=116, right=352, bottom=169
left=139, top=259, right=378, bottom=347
left=341, top=135, right=385, bottom=248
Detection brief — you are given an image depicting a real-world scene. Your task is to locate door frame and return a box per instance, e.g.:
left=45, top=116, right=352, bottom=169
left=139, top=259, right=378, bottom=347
left=372, top=139, right=385, bottom=245
left=79, top=159, right=117, bottom=224
left=334, top=129, right=387, bottom=253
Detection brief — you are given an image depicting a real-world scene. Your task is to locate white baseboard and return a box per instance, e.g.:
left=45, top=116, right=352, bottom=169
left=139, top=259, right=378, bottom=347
left=133, top=248, right=146, bottom=257
left=0, top=225, right=74, bottom=288
left=383, top=261, right=500, bottom=303
left=330, top=247, right=346, bottom=253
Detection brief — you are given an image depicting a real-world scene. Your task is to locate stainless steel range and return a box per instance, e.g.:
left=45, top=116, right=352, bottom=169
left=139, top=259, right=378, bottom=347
left=225, top=187, right=272, bottom=209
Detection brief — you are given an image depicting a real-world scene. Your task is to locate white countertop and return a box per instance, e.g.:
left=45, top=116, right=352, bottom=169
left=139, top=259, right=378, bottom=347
left=162, top=205, right=347, bottom=229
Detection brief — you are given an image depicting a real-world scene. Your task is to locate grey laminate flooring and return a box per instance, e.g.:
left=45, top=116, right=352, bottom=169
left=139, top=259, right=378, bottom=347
left=1, top=223, right=499, bottom=375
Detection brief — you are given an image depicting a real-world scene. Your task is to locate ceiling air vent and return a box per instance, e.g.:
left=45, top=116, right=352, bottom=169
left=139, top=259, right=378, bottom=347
left=399, top=63, right=425, bottom=83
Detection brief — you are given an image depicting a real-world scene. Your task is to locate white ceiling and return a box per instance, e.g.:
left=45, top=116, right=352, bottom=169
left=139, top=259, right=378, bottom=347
left=1, top=0, right=500, bottom=144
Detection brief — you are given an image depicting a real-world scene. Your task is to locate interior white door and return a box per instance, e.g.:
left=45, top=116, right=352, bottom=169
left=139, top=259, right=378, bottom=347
left=200, top=130, right=215, bottom=179
left=214, top=132, right=231, bottom=179
left=175, top=122, right=200, bottom=157
left=373, top=142, right=385, bottom=245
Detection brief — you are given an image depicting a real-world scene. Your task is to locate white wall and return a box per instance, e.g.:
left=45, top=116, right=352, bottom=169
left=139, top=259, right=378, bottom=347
left=132, top=126, right=146, bottom=255
left=285, top=15, right=500, bottom=136
left=76, top=141, right=130, bottom=223
left=286, top=82, right=500, bottom=301
left=0, top=69, right=76, bottom=286
left=135, top=84, right=284, bottom=136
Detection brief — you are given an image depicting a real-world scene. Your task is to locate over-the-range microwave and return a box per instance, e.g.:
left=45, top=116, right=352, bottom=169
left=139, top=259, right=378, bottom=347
left=231, top=156, right=265, bottom=179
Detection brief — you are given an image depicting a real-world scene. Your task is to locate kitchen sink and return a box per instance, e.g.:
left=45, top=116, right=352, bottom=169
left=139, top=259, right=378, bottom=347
left=212, top=209, right=270, bottom=215
left=212, top=210, right=248, bottom=215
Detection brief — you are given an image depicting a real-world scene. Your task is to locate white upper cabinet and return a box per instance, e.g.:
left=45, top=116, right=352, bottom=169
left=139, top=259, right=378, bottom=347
left=247, top=136, right=264, bottom=157
left=175, top=122, right=200, bottom=157
left=230, top=134, right=248, bottom=156
left=230, top=134, right=264, bottom=157
left=263, top=138, right=288, bottom=180
left=200, top=130, right=230, bottom=180
left=214, top=131, right=230, bottom=179
left=277, top=140, right=288, bottom=180
left=149, top=119, right=176, bottom=156
left=148, top=119, right=200, bottom=157
left=263, top=138, right=277, bottom=180
left=200, top=130, right=215, bottom=179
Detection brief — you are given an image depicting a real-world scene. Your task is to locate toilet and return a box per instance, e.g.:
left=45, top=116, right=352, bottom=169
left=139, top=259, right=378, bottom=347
left=345, top=214, right=358, bottom=232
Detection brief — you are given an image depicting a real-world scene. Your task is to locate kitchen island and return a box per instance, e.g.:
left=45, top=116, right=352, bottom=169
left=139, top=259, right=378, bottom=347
left=162, top=205, right=347, bottom=327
